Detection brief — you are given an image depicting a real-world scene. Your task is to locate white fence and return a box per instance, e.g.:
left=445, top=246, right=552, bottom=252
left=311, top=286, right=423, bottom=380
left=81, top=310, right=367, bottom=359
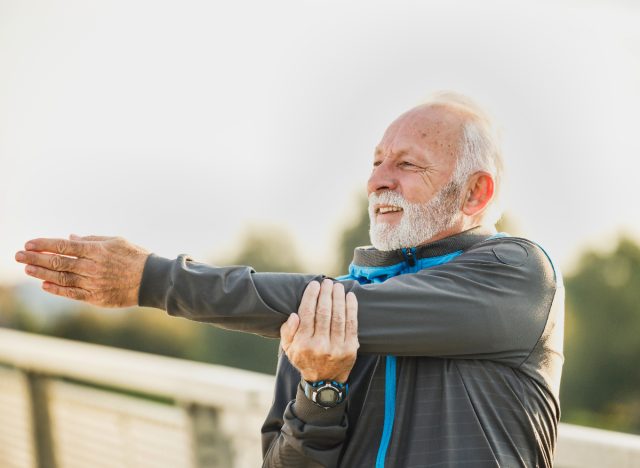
left=1, top=328, right=639, bottom=467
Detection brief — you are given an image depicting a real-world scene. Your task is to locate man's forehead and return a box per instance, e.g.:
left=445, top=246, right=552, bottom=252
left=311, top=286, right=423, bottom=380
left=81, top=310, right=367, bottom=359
left=396, top=104, right=463, bottom=135
left=374, top=105, right=464, bottom=158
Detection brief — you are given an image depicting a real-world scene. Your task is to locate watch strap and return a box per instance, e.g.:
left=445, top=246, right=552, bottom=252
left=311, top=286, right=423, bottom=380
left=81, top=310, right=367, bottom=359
left=302, top=379, right=348, bottom=408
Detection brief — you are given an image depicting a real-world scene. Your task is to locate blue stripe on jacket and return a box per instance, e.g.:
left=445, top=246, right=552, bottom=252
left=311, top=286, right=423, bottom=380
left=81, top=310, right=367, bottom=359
left=337, top=249, right=466, bottom=467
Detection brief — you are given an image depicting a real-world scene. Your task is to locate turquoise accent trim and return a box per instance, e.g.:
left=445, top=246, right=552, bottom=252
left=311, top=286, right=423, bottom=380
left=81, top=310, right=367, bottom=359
left=342, top=250, right=464, bottom=284
left=335, top=272, right=358, bottom=282
left=375, top=355, right=396, bottom=468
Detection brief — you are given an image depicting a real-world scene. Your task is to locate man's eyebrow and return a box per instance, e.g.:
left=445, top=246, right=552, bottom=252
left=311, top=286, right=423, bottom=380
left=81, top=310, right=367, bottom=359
left=374, top=148, right=408, bottom=158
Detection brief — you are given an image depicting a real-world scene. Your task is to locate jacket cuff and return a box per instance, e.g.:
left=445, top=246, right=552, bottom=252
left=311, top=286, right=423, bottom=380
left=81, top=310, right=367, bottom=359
left=138, top=253, right=174, bottom=309
left=291, top=382, right=347, bottom=426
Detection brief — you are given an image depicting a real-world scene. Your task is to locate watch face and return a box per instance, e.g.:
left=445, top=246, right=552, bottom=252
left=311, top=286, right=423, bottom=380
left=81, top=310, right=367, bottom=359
left=317, top=387, right=339, bottom=405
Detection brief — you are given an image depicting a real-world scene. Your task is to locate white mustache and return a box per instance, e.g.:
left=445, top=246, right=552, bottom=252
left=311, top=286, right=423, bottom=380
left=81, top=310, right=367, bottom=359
left=368, top=191, right=411, bottom=211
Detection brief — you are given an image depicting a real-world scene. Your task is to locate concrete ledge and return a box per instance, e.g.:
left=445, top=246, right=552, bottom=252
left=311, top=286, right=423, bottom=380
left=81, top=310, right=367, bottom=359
left=555, top=423, right=640, bottom=468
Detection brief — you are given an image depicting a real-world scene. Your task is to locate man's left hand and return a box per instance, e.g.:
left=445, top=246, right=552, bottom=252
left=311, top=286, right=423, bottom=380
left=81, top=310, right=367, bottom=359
left=14, top=235, right=150, bottom=308
left=280, top=279, right=359, bottom=383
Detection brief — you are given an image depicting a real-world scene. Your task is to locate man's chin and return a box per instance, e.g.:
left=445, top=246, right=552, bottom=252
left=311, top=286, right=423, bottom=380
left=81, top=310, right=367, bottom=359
left=374, top=211, right=404, bottom=225
left=369, top=225, right=404, bottom=251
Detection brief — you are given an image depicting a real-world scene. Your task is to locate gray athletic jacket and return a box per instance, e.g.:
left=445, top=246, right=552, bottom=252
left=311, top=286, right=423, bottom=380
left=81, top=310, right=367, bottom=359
left=138, top=227, right=564, bottom=467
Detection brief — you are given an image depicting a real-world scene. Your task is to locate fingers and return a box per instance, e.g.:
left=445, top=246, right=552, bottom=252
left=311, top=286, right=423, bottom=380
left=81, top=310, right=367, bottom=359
left=15, top=251, right=96, bottom=276
left=42, top=281, right=91, bottom=302
left=23, top=238, right=95, bottom=258
left=330, top=282, right=346, bottom=344
left=345, top=291, right=359, bottom=347
left=284, top=284, right=359, bottom=384
left=313, top=279, right=334, bottom=338
left=297, top=281, right=320, bottom=337
left=279, top=313, right=300, bottom=352
left=24, top=265, right=86, bottom=288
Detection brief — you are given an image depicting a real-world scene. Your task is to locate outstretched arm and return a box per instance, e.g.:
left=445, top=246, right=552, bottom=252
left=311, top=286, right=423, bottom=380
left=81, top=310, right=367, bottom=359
left=15, top=235, right=558, bottom=366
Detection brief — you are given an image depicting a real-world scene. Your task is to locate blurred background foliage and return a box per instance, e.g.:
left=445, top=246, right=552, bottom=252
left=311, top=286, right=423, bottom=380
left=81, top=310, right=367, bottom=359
left=1, top=199, right=639, bottom=434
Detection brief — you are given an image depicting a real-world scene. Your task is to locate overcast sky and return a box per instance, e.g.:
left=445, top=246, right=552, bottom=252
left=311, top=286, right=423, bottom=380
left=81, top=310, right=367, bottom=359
left=1, top=0, right=639, bottom=286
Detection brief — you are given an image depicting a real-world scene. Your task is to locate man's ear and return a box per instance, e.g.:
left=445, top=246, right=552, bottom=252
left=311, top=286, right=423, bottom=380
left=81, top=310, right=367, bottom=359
left=462, top=172, right=494, bottom=217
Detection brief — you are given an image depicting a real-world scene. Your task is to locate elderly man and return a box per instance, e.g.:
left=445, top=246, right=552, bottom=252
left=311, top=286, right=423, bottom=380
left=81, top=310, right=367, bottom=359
left=15, top=92, right=564, bottom=467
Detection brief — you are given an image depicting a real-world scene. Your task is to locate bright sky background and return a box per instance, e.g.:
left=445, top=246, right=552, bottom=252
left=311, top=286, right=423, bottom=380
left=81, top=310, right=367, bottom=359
left=1, top=0, right=639, bottom=286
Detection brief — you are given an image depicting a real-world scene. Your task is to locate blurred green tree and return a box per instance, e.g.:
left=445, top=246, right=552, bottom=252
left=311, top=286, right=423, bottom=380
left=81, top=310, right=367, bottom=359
left=333, top=195, right=370, bottom=277
left=216, top=225, right=305, bottom=273
left=561, top=236, right=640, bottom=434
left=0, top=285, right=40, bottom=333
left=47, top=307, right=201, bottom=360
left=194, top=225, right=308, bottom=374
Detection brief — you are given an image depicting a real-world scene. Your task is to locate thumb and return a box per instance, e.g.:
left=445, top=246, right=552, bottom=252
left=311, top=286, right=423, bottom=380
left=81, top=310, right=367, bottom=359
left=280, top=313, right=300, bottom=351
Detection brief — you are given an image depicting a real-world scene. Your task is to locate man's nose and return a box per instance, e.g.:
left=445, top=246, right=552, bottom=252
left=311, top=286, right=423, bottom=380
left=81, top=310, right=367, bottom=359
left=367, top=160, right=398, bottom=194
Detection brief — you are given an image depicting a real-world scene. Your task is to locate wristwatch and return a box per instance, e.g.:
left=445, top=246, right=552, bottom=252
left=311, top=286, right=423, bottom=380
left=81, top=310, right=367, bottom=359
left=302, top=379, right=348, bottom=409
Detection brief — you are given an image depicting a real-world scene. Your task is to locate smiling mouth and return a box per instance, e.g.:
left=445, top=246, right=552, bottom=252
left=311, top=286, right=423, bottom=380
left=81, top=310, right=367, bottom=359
left=375, top=205, right=403, bottom=215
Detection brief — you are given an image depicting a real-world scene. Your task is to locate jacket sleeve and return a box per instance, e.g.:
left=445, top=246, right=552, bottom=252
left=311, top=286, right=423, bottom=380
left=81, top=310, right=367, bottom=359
left=261, top=349, right=348, bottom=468
left=138, top=238, right=557, bottom=366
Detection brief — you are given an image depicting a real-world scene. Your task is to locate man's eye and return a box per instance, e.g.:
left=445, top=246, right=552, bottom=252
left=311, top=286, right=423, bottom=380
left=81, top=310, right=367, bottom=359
left=400, top=162, right=416, bottom=168
left=373, top=161, right=382, bottom=168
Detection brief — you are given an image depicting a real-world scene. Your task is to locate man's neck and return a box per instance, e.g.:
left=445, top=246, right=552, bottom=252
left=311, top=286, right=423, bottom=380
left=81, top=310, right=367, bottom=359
left=417, top=222, right=497, bottom=247
left=353, top=225, right=497, bottom=268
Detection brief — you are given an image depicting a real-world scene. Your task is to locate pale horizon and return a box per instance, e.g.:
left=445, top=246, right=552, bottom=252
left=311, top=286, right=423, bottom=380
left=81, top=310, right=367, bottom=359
left=2, top=0, right=639, bottom=287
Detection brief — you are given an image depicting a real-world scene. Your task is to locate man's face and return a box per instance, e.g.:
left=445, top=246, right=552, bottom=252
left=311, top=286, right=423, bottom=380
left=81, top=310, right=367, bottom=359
left=367, top=105, right=465, bottom=250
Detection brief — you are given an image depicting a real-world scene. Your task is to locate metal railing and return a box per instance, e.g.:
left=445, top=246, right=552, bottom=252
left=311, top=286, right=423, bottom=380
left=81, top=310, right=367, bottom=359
left=1, top=328, right=639, bottom=467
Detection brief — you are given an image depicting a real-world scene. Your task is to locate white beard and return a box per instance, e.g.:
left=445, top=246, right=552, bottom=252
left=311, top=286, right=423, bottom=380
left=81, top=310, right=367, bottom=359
left=368, top=181, right=463, bottom=251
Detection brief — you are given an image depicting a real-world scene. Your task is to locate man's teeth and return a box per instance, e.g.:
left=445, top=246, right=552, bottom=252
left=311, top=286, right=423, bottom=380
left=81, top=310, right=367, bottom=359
left=379, top=206, right=403, bottom=214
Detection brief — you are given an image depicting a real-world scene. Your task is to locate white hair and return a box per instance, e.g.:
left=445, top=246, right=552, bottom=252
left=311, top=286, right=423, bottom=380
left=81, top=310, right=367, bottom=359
left=423, top=91, right=504, bottom=225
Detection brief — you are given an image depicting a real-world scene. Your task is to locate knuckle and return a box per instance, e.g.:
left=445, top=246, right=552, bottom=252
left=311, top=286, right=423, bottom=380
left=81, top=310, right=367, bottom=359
left=57, top=271, right=71, bottom=287
left=85, top=261, right=99, bottom=276
left=56, top=240, right=67, bottom=254
left=317, top=306, right=331, bottom=318
left=332, top=319, right=345, bottom=329
left=50, top=255, right=64, bottom=271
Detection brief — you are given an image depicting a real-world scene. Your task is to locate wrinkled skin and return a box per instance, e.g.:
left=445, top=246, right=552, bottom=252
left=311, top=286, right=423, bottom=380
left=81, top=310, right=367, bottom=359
left=280, top=279, right=359, bottom=383
left=14, top=235, right=149, bottom=307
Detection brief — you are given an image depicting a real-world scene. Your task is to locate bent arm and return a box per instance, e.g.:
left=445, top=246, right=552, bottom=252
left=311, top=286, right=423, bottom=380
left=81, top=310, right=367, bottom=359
left=139, top=238, right=557, bottom=365
left=261, top=352, right=348, bottom=468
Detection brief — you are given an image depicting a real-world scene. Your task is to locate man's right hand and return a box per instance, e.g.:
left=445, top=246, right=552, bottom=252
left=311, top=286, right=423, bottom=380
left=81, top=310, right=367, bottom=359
left=280, top=279, right=359, bottom=383
left=14, top=235, right=150, bottom=308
